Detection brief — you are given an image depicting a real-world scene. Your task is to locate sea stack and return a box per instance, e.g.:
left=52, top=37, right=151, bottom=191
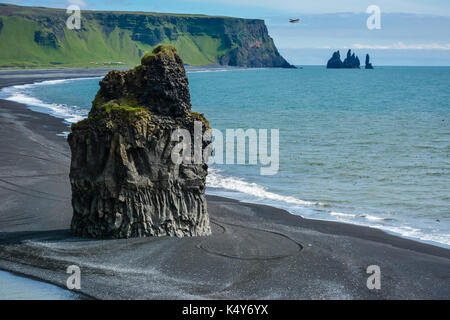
left=365, top=54, right=374, bottom=69
left=326, top=50, right=364, bottom=69
left=68, top=45, right=212, bottom=238
left=326, top=51, right=344, bottom=69
left=343, top=50, right=360, bottom=68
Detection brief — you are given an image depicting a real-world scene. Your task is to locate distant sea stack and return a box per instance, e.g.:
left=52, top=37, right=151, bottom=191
left=326, top=50, right=373, bottom=69
left=0, top=3, right=293, bottom=68
left=343, top=50, right=360, bottom=68
left=365, top=54, right=374, bottom=69
left=68, top=45, right=212, bottom=238
left=326, top=51, right=344, bottom=68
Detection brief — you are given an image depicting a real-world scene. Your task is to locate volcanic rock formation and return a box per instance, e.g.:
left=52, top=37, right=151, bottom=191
left=327, top=50, right=364, bottom=69
left=68, top=45, right=212, bottom=238
left=326, top=51, right=344, bottom=69
left=365, top=54, right=374, bottom=69
left=343, top=49, right=360, bottom=69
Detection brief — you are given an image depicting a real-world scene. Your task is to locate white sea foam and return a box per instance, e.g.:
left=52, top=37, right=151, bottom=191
left=362, top=214, right=389, bottom=222
left=368, top=224, right=450, bottom=247
left=207, top=168, right=319, bottom=207
left=10, top=77, right=101, bottom=89
left=330, top=211, right=358, bottom=218
left=0, top=78, right=97, bottom=124
left=331, top=211, right=391, bottom=222
left=3, top=92, right=86, bottom=123
left=207, top=168, right=450, bottom=248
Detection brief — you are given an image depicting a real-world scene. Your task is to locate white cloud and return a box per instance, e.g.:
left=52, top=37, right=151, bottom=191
left=283, top=43, right=450, bottom=50
left=188, top=0, right=450, bottom=16
left=68, top=0, right=87, bottom=7
left=351, top=42, right=450, bottom=50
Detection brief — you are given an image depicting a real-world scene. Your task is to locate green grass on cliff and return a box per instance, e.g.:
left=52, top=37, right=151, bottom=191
left=0, top=16, right=149, bottom=68
left=0, top=5, right=232, bottom=68
left=163, top=35, right=227, bottom=65
left=0, top=3, right=289, bottom=69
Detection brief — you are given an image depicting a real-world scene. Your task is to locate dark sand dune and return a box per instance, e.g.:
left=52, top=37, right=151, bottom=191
left=0, top=70, right=449, bottom=299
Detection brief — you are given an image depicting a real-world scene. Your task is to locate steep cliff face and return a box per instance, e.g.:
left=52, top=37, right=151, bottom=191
left=217, top=19, right=294, bottom=68
left=68, top=45, right=211, bottom=238
left=0, top=3, right=293, bottom=68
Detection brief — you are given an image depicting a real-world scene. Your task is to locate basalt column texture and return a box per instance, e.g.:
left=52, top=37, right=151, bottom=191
left=68, top=45, right=211, bottom=238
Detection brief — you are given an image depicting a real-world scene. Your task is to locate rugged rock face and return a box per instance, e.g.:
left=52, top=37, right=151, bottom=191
left=217, top=20, right=295, bottom=68
left=97, top=47, right=191, bottom=117
left=327, top=50, right=362, bottom=69
left=34, top=30, right=59, bottom=48
left=326, top=51, right=344, bottom=68
left=68, top=45, right=212, bottom=238
left=343, top=50, right=360, bottom=68
left=365, top=54, right=374, bottom=69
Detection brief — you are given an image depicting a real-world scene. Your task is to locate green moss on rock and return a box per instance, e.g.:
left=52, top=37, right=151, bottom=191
left=141, top=44, right=177, bottom=65
left=190, top=112, right=210, bottom=128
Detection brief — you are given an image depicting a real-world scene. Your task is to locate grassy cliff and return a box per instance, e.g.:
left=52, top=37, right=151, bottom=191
left=0, top=3, right=292, bottom=69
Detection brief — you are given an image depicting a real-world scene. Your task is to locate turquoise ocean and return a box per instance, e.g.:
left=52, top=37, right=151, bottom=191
left=1, top=66, right=449, bottom=248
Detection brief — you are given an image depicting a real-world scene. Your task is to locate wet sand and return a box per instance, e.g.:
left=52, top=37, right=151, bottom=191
left=0, top=70, right=449, bottom=299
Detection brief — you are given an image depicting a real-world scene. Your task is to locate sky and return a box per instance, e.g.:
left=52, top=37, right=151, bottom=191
left=4, top=0, right=450, bottom=65
left=7, top=0, right=450, bottom=16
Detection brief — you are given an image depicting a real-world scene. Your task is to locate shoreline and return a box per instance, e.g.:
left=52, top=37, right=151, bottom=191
left=0, top=70, right=449, bottom=299
left=2, top=68, right=449, bottom=249
left=0, top=269, right=90, bottom=300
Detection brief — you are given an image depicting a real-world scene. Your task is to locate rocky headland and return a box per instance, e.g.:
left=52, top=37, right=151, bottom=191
left=0, top=3, right=294, bottom=68
left=68, top=45, right=212, bottom=238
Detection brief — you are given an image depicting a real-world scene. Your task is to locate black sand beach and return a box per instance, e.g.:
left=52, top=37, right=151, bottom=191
left=0, top=70, right=449, bottom=299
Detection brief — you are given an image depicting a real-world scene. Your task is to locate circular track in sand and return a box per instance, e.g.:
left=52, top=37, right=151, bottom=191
left=198, top=220, right=302, bottom=260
